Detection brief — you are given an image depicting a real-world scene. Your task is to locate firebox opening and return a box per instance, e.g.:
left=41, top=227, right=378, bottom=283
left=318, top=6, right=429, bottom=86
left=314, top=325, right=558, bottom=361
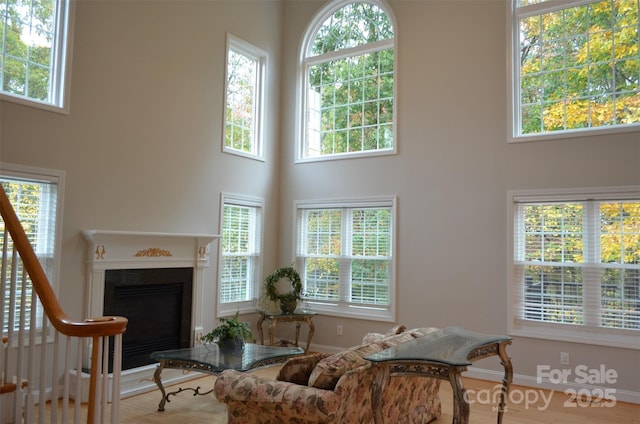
left=103, top=267, right=193, bottom=371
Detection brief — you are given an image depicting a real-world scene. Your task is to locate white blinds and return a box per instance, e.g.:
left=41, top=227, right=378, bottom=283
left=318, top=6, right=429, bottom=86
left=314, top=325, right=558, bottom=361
left=295, top=199, right=394, bottom=312
left=1, top=177, right=58, bottom=332
left=512, top=193, right=640, bottom=332
left=220, top=201, right=261, bottom=304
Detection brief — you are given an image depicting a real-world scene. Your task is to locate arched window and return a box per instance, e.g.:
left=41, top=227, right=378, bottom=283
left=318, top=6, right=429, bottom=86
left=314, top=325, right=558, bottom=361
left=299, top=1, right=396, bottom=161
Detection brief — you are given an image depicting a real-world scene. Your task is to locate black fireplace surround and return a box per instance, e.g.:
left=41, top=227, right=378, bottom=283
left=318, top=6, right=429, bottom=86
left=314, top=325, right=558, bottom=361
left=103, top=267, right=193, bottom=371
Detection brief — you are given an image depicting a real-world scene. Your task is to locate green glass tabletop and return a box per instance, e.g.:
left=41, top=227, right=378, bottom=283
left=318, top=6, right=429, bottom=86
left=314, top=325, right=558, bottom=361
left=150, top=343, right=304, bottom=373
left=365, top=327, right=511, bottom=366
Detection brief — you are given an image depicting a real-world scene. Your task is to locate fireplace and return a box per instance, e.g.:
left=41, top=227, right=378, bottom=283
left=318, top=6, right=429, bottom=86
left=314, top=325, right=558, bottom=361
left=81, top=230, right=219, bottom=398
left=103, top=267, right=193, bottom=371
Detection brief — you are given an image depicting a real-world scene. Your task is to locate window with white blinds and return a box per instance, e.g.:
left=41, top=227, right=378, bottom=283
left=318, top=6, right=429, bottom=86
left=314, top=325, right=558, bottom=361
left=295, top=197, right=396, bottom=321
left=218, top=194, right=263, bottom=316
left=1, top=164, right=63, bottom=333
left=509, top=187, right=640, bottom=348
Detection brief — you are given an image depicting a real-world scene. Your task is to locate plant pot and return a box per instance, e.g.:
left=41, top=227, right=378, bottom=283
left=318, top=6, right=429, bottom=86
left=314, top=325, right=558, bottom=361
left=279, top=299, right=298, bottom=314
left=217, top=338, right=244, bottom=354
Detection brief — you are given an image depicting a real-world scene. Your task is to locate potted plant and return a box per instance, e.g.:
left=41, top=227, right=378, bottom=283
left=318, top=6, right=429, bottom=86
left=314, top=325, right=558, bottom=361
left=202, top=311, right=255, bottom=352
left=265, top=266, right=302, bottom=314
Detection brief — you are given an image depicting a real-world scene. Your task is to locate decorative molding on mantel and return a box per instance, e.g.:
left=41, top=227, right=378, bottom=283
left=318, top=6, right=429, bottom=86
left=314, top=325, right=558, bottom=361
left=81, top=230, right=219, bottom=268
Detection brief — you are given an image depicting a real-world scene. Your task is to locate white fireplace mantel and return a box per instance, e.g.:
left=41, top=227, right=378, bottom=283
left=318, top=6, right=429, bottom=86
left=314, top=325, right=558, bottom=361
left=80, top=230, right=220, bottom=398
left=82, top=229, right=220, bottom=342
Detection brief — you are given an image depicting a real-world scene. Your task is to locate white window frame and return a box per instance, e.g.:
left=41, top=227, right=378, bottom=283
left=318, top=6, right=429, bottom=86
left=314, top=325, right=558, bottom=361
left=507, top=0, right=640, bottom=142
left=0, top=0, right=74, bottom=113
left=508, top=186, right=640, bottom=349
left=222, top=34, right=266, bottom=161
left=294, top=196, right=396, bottom=321
left=296, top=0, right=398, bottom=163
left=0, top=162, right=65, bottom=334
left=217, top=193, right=263, bottom=317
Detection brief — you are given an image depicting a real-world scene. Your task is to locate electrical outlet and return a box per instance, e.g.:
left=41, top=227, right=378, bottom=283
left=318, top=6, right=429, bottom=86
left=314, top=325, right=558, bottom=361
left=337, top=324, right=343, bottom=336
left=560, top=352, right=570, bottom=365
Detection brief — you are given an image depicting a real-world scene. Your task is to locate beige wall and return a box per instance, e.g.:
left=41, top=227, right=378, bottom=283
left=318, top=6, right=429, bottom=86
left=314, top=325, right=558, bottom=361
left=1, top=0, right=638, bottom=396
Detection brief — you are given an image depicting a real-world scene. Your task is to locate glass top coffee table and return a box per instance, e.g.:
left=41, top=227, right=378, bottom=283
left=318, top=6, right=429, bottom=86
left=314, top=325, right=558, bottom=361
left=365, top=327, right=512, bottom=424
left=150, top=343, right=304, bottom=411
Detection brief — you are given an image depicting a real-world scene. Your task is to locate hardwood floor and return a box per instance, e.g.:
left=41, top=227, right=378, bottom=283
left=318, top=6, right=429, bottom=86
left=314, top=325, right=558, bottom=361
left=117, top=366, right=639, bottom=423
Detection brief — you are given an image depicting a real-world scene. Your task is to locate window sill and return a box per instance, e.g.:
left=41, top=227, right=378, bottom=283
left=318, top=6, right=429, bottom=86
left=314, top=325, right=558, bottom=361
left=508, top=124, right=640, bottom=144
left=509, top=321, right=639, bottom=350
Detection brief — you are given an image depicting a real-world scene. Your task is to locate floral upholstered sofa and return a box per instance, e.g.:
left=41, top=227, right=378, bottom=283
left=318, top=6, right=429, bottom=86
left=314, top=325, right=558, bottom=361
left=213, top=326, right=442, bottom=423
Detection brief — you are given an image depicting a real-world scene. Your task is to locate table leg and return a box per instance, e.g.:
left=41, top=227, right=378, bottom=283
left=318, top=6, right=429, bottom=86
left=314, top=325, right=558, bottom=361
left=449, top=369, right=470, bottom=424
left=305, top=317, right=315, bottom=352
left=257, top=313, right=265, bottom=345
left=497, top=341, right=513, bottom=424
left=294, top=322, right=301, bottom=347
left=153, top=362, right=168, bottom=412
left=269, top=319, right=277, bottom=346
left=371, top=363, right=390, bottom=424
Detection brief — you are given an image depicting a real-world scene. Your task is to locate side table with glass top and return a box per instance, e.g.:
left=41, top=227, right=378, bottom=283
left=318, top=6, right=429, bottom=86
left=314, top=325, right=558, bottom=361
left=149, top=343, right=304, bottom=411
left=256, top=310, right=317, bottom=352
left=365, top=327, right=513, bottom=424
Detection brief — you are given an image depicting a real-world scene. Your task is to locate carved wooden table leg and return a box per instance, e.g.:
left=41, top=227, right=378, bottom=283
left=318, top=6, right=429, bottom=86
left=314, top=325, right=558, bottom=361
left=153, top=361, right=168, bottom=412
left=305, top=316, right=315, bottom=352
left=294, top=322, right=301, bottom=347
left=269, top=320, right=277, bottom=346
left=449, top=369, right=470, bottom=424
left=257, top=313, right=265, bottom=345
left=371, top=363, right=390, bottom=424
left=497, top=340, right=513, bottom=424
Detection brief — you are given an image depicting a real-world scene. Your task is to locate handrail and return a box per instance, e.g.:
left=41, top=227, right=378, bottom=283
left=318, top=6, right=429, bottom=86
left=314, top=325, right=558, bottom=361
left=0, top=184, right=127, bottom=337
left=1, top=182, right=128, bottom=423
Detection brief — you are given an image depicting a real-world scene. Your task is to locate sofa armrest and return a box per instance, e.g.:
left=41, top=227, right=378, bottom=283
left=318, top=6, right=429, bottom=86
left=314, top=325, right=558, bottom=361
left=277, top=352, right=331, bottom=385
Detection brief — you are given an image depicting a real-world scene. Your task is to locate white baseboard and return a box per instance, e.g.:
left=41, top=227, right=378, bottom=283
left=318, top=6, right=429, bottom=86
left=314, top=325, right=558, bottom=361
left=465, top=366, right=640, bottom=405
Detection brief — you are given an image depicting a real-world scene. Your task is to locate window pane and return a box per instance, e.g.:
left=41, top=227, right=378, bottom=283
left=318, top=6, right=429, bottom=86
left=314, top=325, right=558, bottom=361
left=304, top=210, right=341, bottom=256
left=351, top=259, right=389, bottom=304
left=304, top=257, right=340, bottom=301
left=524, top=264, right=584, bottom=324
left=303, top=2, right=395, bottom=159
left=309, top=2, right=393, bottom=56
left=0, top=0, right=68, bottom=107
left=225, top=47, right=259, bottom=155
left=516, top=0, right=640, bottom=136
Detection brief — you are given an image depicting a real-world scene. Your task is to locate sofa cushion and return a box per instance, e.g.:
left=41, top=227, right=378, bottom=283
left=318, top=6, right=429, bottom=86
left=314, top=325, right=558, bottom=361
left=361, top=324, right=407, bottom=344
left=308, top=343, right=383, bottom=390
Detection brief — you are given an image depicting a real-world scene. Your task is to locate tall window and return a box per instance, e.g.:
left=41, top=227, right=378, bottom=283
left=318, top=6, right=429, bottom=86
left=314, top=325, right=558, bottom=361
left=511, top=0, right=639, bottom=140
left=218, top=194, right=263, bottom=316
left=509, top=187, right=640, bottom=348
left=223, top=34, right=266, bottom=160
left=296, top=197, right=396, bottom=321
left=0, top=0, right=72, bottom=110
left=299, top=0, right=396, bottom=161
left=1, top=164, right=64, bottom=333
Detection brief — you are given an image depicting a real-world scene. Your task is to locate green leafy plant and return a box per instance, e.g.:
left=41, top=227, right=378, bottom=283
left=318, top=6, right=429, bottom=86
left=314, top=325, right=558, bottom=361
left=202, top=312, right=255, bottom=345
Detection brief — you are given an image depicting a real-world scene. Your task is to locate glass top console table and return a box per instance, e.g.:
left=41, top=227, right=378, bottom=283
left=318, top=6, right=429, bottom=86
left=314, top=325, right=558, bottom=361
left=150, top=343, right=304, bottom=411
left=365, top=327, right=513, bottom=424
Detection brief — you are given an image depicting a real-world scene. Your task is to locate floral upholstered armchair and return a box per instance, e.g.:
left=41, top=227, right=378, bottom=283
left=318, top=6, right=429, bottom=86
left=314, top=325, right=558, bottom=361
left=213, top=326, right=442, bottom=424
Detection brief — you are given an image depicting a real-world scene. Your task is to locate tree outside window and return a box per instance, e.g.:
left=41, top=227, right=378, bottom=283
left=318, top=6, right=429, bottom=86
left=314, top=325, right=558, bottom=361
left=514, top=0, right=639, bottom=138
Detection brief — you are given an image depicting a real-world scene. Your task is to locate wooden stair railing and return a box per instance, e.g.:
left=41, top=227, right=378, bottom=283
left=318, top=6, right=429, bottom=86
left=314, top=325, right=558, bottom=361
left=0, top=184, right=127, bottom=424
